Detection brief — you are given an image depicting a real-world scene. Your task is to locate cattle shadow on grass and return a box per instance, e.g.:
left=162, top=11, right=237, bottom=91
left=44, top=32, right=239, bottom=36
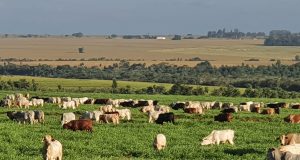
left=224, top=148, right=264, bottom=156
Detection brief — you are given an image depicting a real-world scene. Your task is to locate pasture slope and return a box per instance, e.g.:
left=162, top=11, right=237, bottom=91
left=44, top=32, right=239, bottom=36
left=1, top=91, right=300, bottom=159
left=0, top=75, right=224, bottom=92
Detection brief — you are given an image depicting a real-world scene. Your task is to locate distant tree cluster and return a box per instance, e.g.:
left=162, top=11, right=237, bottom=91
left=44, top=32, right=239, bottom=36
left=1, top=61, right=300, bottom=93
left=0, top=79, right=39, bottom=91
left=207, top=28, right=265, bottom=39
left=122, top=35, right=158, bottom=39
left=264, top=30, right=300, bottom=46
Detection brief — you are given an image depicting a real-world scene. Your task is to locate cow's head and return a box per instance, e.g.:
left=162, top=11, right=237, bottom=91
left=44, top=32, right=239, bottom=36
left=43, top=135, right=54, bottom=144
left=284, top=115, right=293, bottom=123
left=279, top=135, right=287, bottom=145
left=201, top=139, right=212, bottom=145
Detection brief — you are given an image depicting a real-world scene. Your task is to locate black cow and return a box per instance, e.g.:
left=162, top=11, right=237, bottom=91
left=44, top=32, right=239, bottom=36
left=155, top=112, right=175, bottom=125
left=221, top=108, right=236, bottom=113
left=170, top=102, right=185, bottom=110
left=120, top=101, right=135, bottom=107
left=94, top=99, right=110, bottom=104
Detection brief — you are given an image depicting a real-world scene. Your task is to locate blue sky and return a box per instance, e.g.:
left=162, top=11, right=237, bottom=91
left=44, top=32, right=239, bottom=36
left=0, top=0, right=299, bottom=35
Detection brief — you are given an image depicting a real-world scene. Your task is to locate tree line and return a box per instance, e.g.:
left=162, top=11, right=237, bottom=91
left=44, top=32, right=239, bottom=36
left=264, top=30, right=300, bottom=46
left=0, top=60, right=300, bottom=93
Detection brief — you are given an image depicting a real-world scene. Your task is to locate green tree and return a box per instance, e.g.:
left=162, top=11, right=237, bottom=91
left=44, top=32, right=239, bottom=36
left=112, top=79, right=118, bottom=93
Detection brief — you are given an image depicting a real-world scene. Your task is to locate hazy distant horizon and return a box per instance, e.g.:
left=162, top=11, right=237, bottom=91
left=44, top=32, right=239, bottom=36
left=0, top=0, right=299, bottom=35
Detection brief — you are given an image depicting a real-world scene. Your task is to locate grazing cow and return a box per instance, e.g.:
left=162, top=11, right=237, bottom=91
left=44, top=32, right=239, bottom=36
left=201, top=129, right=235, bottom=145
left=155, top=112, right=175, bottom=125
left=221, top=107, right=237, bottom=113
left=141, top=105, right=155, bottom=113
left=170, top=102, right=185, bottom=110
left=16, top=97, right=30, bottom=109
left=61, top=112, right=76, bottom=126
left=84, top=98, right=95, bottom=104
left=6, top=94, right=15, bottom=101
left=154, top=105, right=170, bottom=113
left=134, top=100, right=153, bottom=107
left=61, top=97, right=71, bottom=102
left=71, top=98, right=80, bottom=107
left=94, top=98, right=110, bottom=104
left=80, top=111, right=104, bottom=122
left=107, top=99, right=119, bottom=107
left=63, top=119, right=93, bottom=132
left=261, top=108, right=275, bottom=115
left=116, top=109, right=131, bottom=121
left=292, top=105, right=300, bottom=109
left=185, top=101, right=203, bottom=114
left=60, top=101, right=76, bottom=109
left=148, top=111, right=164, bottom=123
left=212, top=102, right=223, bottom=109
left=201, top=101, right=215, bottom=110
left=34, top=110, right=45, bottom=123
left=214, top=113, right=233, bottom=122
left=184, top=107, right=203, bottom=114
left=80, top=111, right=94, bottom=120
left=26, top=111, right=35, bottom=124
left=267, top=147, right=300, bottom=160
left=7, top=111, right=30, bottom=124
left=31, top=98, right=44, bottom=107
left=78, top=97, right=88, bottom=104
left=42, top=135, right=63, bottom=160
left=4, top=99, right=13, bottom=108
left=253, top=107, right=261, bottom=113
left=284, top=114, right=300, bottom=123
left=221, top=102, right=233, bottom=109
left=99, top=113, right=119, bottom=124
left=280, top=133, right=300, bottom=145
left=119, top=101, right=135, bottom=107
left=100, top=105, right=116, bottom=113
left=153, top=134, right=166, bottom=151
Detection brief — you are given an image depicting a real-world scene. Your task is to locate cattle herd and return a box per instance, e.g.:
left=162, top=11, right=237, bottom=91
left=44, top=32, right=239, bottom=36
left=2, top=93, right=300, bottom=159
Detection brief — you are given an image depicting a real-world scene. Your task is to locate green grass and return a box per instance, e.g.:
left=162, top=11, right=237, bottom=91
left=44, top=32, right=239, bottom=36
left=1, top=91, right=300, bottom=159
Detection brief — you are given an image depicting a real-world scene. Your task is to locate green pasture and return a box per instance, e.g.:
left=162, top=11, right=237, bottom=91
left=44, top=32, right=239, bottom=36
left=0, top=91, right=300, bottom=159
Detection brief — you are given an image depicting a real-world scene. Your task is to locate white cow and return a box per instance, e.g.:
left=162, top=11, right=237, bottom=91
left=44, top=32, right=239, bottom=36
left=100, top=105, right=116, bottom=113
left=60, top=101, right=76, bottom=109
left=148, top=111, right=163, bottom=123
left=107, top=99, right=119, bottom=107
left=154, top=105, right=170, bottom=113
left=153, top=134, right=166, bottom=151
left=31, top=98, right=44, bottom=107
left=16, top=97, right=30, bottom=109
left=61, top=112, right=76, bottom=126
left=201, top=129, right=235, bottom=145
left=141, top=105, right=155, bottom=113
left=42, top=135, right=63, bottom=160
left=116, top=109, right=131, bottom=120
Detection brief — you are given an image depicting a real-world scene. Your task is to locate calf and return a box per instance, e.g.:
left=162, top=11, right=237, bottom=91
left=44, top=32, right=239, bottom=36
left=63, top=119, right=93, bottom=132
left=155, top=112, right=175, bottom=125
left=214, top=113, right=233, bottom=122
left=42, top=135, right=63, bottom=160
left=201, top=129, right=235, bottom=145
left=284, top=114, right=300, bottom=123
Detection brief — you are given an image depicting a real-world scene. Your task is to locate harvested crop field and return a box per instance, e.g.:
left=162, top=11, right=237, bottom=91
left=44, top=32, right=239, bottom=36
left=0, top=37, right=300, bottom=67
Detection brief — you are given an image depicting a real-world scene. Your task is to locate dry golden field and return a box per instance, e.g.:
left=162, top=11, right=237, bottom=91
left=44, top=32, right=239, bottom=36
left=0, top=37, right=300, bottom=67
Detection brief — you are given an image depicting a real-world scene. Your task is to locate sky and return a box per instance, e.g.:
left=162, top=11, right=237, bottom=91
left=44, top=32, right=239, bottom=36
left=0, top=0, right=299, bottom=35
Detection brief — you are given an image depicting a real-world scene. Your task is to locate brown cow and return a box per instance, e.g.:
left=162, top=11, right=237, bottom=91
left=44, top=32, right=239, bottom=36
left=63, top=119, right=93, bottom=132
left=184, top=108, right=197, bottom=114
left=261, top=108, right=275, bottom=115
left=214, top=113, right=233, bottom=122
left=284, top=114, right=300, bottom=123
